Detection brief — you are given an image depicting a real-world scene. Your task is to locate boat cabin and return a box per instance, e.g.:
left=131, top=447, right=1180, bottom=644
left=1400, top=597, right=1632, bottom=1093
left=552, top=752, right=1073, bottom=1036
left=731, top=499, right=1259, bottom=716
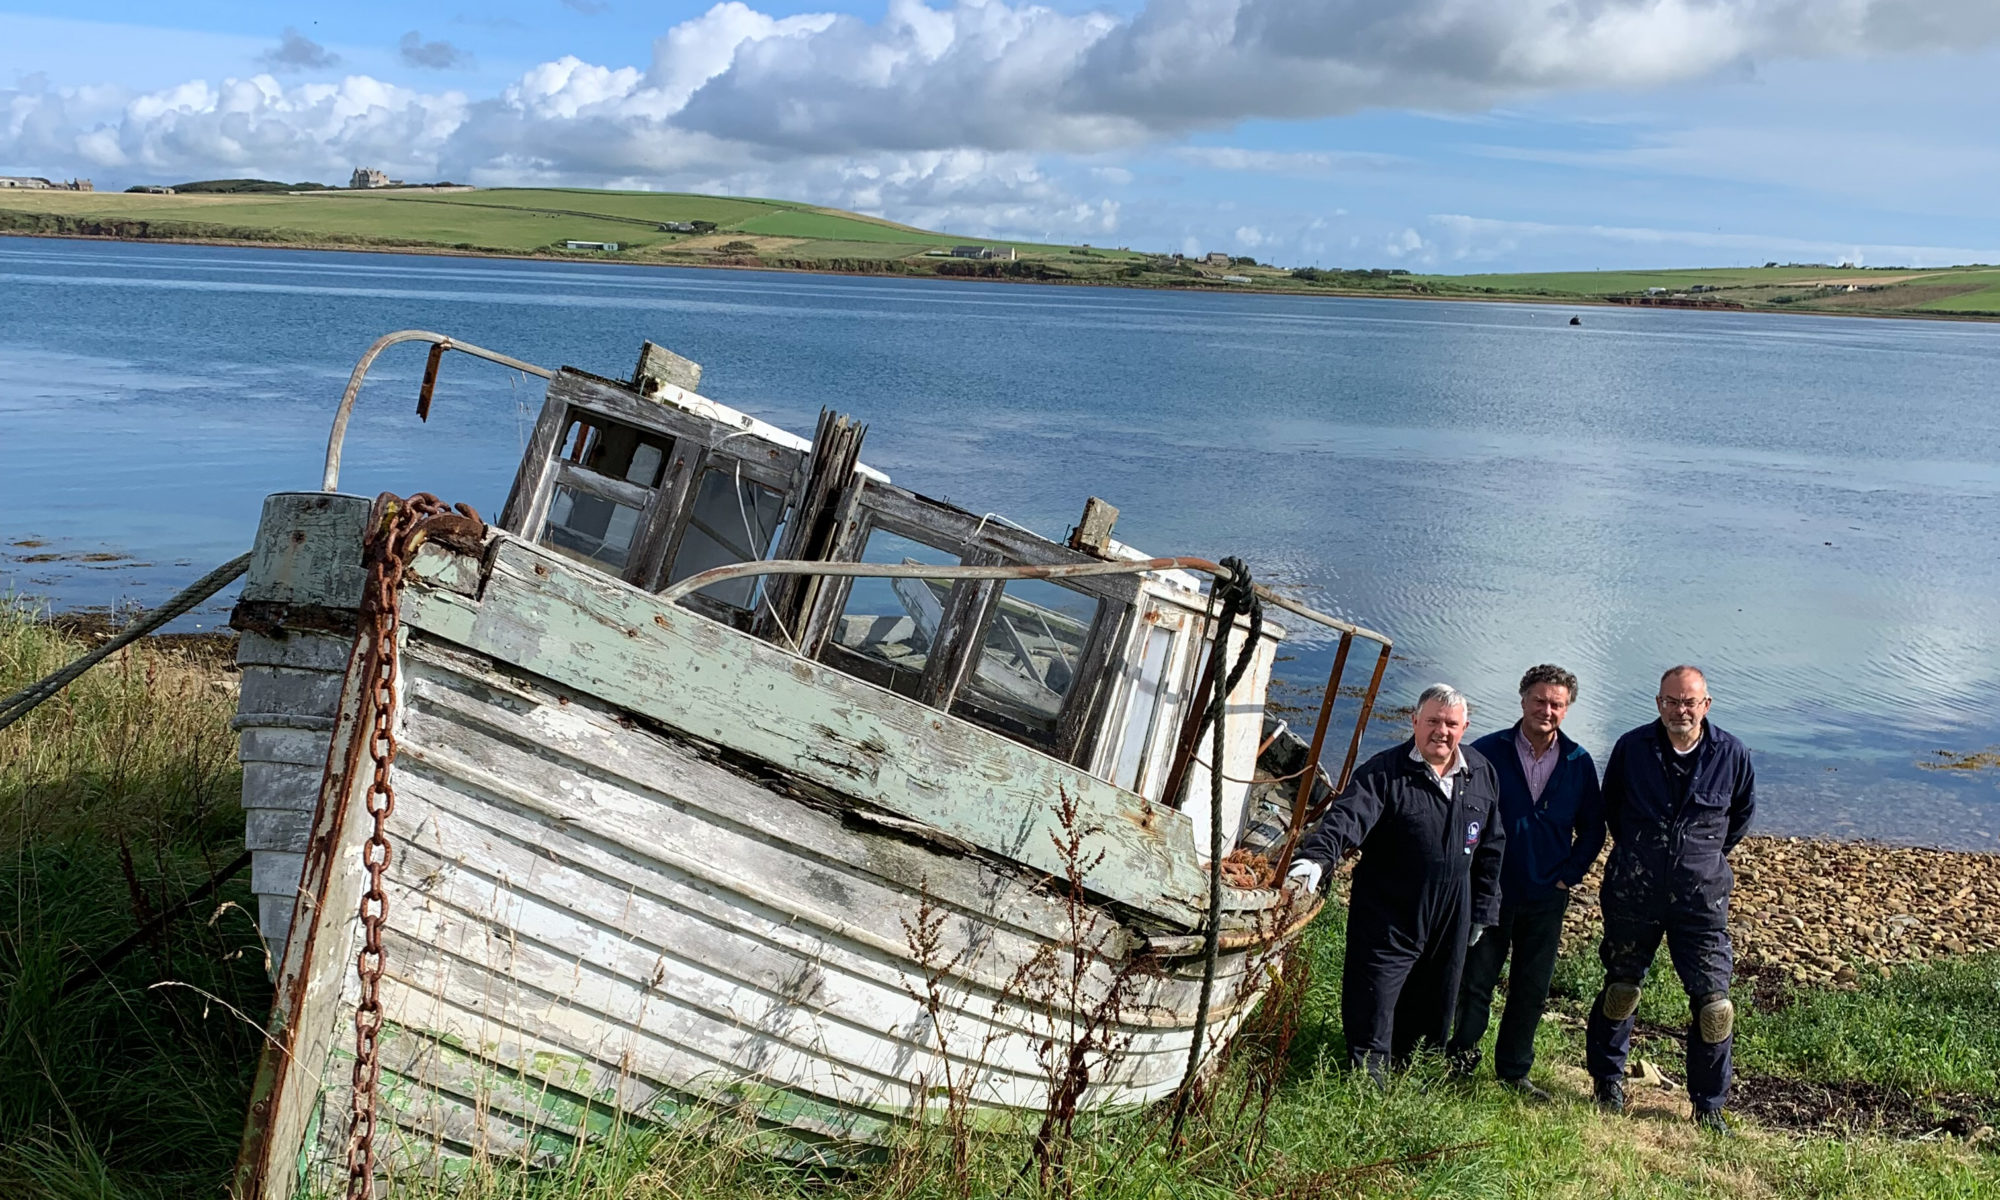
left=493, top=343, right=1277, bottom=820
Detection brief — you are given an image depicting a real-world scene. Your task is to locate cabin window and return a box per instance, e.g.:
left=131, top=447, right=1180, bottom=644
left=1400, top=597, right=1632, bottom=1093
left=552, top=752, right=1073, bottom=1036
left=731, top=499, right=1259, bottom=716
left=544, top=489, right=645, bottom=571
left=826, top=529, right=960, bottom=692
left=557, top=416, right=670, bottom=488
left=954, top=578, right=1102, bottom=744
left=1110, top=622, right=1178, bottom=792
left=665, top=467, right=788, bottom=611
left=538, top=415, right=675, bottom=574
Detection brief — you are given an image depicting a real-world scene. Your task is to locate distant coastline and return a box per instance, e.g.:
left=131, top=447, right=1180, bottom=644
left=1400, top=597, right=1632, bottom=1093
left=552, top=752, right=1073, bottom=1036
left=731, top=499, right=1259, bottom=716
left=5, top=186, right=1998, bottom=322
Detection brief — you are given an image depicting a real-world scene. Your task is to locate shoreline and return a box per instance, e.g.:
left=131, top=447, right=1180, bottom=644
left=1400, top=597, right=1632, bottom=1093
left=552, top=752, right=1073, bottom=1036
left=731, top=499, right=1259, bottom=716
left=7, top=227, right=1997, bottom=326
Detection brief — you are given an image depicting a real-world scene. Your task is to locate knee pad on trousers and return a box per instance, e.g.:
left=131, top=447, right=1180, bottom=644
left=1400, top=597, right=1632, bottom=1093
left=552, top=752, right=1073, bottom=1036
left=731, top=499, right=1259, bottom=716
left=1697, top=994, right=1735, bottom=1043
left=1600, top=981, right=1643, bottom=1021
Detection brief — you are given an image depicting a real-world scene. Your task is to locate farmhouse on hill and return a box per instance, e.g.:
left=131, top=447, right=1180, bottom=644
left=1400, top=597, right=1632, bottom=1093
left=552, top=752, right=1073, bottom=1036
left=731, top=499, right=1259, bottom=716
left=1, top=175, right=92, bottom=190
left=1203, top=251, right=1232, bottom=267
left=950, top=245, right=1016, bottom=260
left=349, top=167, right=404, bottom=189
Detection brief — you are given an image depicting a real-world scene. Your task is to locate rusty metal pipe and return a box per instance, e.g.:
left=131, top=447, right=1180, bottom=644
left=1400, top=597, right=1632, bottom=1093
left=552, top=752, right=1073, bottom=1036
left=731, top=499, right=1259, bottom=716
left=1337, top=643, right=1394, bottom=793
left=1276, top=630, right=1352, bottom=876
left=415, top=342, right=446, bottom=422
left=322, top=330, right=554, bottom=492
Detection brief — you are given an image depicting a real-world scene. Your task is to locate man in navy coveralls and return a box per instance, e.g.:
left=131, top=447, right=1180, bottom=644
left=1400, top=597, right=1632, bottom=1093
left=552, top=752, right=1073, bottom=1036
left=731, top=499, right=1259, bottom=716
left=1447, top=664, right=1605, bottom=1099
left=1587, top=666, right=1756, bottom=1133
left=1287, top=684, right=1506, bottom=1080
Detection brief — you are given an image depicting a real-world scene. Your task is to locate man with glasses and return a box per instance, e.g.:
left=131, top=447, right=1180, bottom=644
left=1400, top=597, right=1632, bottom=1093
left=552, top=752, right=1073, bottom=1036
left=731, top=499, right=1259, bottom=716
left=1587, top=666, right=1756, bottom=1134
left=1447, top=664, right=1604, bottom=1100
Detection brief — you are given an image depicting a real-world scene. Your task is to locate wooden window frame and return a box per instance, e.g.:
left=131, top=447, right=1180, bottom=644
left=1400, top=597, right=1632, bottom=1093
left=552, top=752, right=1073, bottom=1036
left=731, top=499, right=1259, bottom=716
left=501, top=370, right=804, bottom=626
left=504, top=369, right=1143, bottom=767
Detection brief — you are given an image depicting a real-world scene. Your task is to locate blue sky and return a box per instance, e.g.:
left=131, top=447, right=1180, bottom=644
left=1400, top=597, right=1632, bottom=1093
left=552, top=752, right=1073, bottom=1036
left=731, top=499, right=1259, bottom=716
left=4, top=1, right=1999, bottom=271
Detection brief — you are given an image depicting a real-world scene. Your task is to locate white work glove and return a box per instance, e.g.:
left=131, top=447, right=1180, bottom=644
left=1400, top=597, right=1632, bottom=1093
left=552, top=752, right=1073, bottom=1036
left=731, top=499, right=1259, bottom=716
left=1285, top=859, right=1323, bottom=895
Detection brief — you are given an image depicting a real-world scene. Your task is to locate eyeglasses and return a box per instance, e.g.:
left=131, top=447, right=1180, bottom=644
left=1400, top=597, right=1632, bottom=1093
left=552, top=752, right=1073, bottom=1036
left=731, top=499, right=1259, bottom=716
left=1657, top=696, right=1708, bottom=710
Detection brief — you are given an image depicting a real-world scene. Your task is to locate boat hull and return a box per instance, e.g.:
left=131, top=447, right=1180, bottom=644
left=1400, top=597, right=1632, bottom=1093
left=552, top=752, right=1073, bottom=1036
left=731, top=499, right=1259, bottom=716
left=236, top=505, right=1306, bottom=1197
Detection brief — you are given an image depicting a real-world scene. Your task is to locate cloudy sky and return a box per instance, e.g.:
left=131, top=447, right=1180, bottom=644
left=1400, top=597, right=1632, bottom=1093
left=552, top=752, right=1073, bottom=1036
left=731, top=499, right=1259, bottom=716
left=4, top=0, right=1999, bottom=270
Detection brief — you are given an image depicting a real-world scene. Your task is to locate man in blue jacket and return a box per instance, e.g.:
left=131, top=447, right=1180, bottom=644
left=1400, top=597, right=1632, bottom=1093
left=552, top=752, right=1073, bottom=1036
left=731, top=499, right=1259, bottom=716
left=1587, top=666, right=1755, bottom=1133
left=1287, top=684, right=1506, bottom=1081
left=1446, top=664, right=1604, bottom=1099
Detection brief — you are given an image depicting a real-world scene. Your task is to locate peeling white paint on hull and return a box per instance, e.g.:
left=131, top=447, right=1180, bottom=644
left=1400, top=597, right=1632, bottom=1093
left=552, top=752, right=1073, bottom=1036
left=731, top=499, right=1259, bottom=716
left=239, top=535, right=1308, bottom=1199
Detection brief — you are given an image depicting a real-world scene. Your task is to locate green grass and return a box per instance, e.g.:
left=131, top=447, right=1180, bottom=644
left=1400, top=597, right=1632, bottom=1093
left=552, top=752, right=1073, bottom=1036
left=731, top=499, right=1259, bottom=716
left=1, top=608, right=268, bottom=1200
left=1738, top=957, right=2000, bottom=1095
left=3, top=607, right=1996, bottom=1198
left=0, top=188, right=952, bottom=259
left=1914, top=271, right=2000, bottom=312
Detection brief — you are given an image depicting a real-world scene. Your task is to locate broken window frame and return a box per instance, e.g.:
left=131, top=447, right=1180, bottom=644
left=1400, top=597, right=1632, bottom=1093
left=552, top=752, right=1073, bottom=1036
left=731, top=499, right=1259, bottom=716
left=500, top=369, right=806, bottom=628
left=1092, top=600, right=1204, bottom=802
left=502, top=367, right=1142, bottom=765
left=806, top=484, right=1138, bottom=762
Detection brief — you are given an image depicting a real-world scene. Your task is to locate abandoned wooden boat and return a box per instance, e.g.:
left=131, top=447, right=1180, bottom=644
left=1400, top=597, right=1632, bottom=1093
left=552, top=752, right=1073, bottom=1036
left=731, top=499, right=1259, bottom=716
left=230, top=332, right=1393, bottom=1198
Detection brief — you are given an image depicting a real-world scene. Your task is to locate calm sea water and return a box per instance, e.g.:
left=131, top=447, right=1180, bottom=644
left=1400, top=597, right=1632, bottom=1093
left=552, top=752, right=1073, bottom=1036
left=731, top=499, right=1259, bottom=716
left=3, top=237, right=1997, bottom=848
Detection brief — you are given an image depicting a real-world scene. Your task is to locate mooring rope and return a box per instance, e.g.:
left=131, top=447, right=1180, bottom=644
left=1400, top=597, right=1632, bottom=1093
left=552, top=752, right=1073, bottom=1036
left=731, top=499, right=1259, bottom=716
left=0, top=552, right=252, bottom=733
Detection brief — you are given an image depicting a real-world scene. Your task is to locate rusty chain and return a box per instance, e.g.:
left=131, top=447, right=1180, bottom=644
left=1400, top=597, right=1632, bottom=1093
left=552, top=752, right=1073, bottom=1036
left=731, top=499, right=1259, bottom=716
left=345, top=492, right=483, bottom=1200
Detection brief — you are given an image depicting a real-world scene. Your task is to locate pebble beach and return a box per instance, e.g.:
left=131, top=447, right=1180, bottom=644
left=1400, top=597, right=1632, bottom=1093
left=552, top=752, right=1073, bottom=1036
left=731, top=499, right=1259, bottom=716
left=1563, top=835, right=2000, bottom=988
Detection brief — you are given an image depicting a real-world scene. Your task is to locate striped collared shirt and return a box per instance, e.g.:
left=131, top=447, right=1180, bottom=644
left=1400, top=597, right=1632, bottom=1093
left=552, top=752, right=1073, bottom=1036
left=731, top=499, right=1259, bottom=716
left=1516, top=726, right=1560, bottom=803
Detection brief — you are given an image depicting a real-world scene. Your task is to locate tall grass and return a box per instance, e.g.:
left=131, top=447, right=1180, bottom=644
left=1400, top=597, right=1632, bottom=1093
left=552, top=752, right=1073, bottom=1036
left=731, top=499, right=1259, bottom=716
left=1, top=607, right=270, bottom=1199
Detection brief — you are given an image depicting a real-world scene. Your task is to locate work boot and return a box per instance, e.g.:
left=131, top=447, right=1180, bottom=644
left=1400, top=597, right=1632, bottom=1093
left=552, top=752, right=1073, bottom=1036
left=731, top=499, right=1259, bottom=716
left=1446, top=1049, right=1479, bottom=1081
left=1593, top=1077, right=1626, bottom=1115
left=1695, top=1109, right=1732, bottom=1137
left=1499, top=1076, right=1553, bottom=1103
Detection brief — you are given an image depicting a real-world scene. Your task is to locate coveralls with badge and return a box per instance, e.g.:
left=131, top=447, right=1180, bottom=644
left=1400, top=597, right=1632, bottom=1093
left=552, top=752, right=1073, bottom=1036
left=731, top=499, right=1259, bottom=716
left=1586, top=718, right=1756, bottom=1115
left=1292, top=739, right=1505, bottom=1076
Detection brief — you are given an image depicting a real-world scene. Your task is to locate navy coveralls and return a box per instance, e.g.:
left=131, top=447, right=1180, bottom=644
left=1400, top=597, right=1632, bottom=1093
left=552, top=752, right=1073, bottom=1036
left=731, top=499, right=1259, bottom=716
left=1295, top=740, right=1505, bottom=1075
left=1586, top=719, right=1756, bottom=1114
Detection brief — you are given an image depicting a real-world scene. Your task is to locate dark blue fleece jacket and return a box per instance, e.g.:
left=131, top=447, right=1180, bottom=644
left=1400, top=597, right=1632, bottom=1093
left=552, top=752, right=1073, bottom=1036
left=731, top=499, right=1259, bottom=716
left=1470, top=724, right=1605, bottom=905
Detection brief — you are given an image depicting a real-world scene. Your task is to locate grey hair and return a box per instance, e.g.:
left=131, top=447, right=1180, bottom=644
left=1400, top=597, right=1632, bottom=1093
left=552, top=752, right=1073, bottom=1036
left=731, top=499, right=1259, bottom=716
left=1416, top=683, right=1470, bottom=714
left=1660, top=664, right=1708, bottom=692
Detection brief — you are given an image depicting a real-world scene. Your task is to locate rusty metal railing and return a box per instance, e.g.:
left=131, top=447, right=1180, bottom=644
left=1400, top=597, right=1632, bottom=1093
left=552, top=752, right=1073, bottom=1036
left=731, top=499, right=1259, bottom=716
left=322, top=330, right=554, bottom=493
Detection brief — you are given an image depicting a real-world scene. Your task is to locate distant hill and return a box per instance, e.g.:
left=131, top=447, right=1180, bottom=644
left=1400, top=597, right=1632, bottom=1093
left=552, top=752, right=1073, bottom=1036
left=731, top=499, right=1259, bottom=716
left=5, top=184, right=2000, bottom=318
left=165, top=179, right=335, bottom=194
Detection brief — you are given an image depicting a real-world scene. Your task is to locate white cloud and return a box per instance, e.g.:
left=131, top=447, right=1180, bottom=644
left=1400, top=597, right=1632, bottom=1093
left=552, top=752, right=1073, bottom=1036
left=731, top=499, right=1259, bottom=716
left=1234, top=224, right=1265, bottom=247
left=3, top=73, right=466, bottom=179
left=14, top=2, right=2000, bottom=181
left=1383, top=226, right=1429, bottom=260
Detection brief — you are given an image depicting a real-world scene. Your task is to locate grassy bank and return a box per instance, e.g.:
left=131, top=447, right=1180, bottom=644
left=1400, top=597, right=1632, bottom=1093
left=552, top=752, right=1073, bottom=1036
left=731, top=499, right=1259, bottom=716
left=2, top=609, right=1995, bottom=1198
left=7, top=188, right=2000, bottom=319
left=0, top=606, right=268, bottom=1198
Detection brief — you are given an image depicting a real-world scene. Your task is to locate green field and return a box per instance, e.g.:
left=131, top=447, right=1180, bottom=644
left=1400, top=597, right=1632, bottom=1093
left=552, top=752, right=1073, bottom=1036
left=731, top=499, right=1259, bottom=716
left=4, top=186, right=1999, bottom=318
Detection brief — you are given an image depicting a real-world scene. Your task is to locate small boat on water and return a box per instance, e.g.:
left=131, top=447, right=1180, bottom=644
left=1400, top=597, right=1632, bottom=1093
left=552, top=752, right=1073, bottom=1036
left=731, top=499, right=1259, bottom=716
left=229, top=332, right=1393, bottom=1197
